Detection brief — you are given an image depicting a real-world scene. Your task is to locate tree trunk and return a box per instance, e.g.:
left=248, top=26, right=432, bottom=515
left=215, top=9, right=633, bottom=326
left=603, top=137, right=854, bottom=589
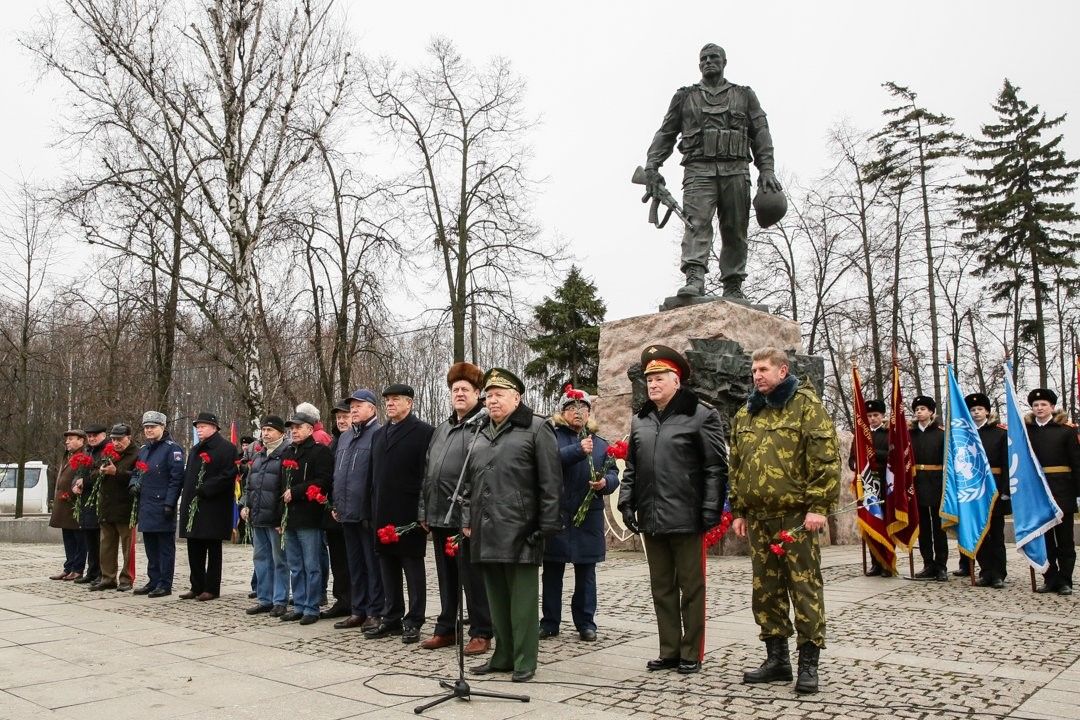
left=1029, top=244, right=1048, bottom=386
left=915, top=117, right=942, bottom=402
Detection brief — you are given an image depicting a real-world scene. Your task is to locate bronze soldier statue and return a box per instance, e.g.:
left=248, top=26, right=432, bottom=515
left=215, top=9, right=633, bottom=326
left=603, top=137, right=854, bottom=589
left=644, top=44, right=782, bottom=299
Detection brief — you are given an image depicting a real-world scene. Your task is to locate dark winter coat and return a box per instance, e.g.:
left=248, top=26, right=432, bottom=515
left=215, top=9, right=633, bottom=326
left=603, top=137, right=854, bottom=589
left=544, top=416, right=620, bottom=565
left=1026, top=411, right=1080, bottom=513
left=619, top=388, right=727, bottom=534
left=977, top=421, right=1010, bottom=513
left=909, top=421, right=945, bottom=506
left=244, top=439, right=290, bottom=528
left=78, top=440, right=108, bottom=529
left=848, top=424, right=889, bottom=473
left=179, top=431, right=239, bottom=541
left=462, top=402, right=562, bottom=565
left=131, top=434, right=185, bottom=533
left=332, top=418, right=381, bottom=523
left=50, top=451, right=89, bottom=530
left=418, top=403, right=484, bottom=529
left=371, top=413, right=435, bottom=557
left=98, top=441, right=139, bottom=524
left=281, top=435, right=334, bottom=530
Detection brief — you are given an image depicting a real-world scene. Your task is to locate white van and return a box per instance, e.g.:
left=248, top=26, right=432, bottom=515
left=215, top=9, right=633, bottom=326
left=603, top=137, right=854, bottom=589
left=0, top=462, right=50, bottom=515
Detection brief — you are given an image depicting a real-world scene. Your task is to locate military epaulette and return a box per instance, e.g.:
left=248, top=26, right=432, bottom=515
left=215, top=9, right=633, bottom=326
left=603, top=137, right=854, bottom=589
left=996, top=423, right=1007, bottom=430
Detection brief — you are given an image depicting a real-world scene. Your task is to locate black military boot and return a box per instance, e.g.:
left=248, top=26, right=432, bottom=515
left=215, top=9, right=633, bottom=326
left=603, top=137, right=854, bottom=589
left=794, top=642, right=820, bottom=694
left=742, top=637, right=792, bottom=683
left=722, top=279, right=745, bottom=299
left=677, top=267, right=705, bottom=297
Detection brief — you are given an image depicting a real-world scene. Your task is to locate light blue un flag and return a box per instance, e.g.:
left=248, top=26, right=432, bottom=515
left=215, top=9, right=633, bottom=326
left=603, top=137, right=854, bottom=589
left=941, top=365, right=998, bottom=558
left=1003, top=362, right=1062, bottom=572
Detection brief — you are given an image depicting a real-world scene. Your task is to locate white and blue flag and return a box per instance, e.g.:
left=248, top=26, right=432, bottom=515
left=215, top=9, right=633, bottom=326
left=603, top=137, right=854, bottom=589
left=1002, top=362, right=1062, bottom=572
left=941, top=365, right=998, bottom=558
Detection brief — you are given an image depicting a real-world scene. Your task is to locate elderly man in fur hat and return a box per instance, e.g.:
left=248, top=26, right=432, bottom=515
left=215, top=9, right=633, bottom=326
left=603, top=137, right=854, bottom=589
left=540, top=389, right=620, bottom=642
left=418, top=362, right=494, bottom=654
left=1026, top=388, right=1080, bottom=595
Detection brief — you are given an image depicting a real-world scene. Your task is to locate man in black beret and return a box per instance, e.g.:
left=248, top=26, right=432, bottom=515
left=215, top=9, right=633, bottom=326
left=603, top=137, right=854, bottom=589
left=365, top=384, right=435, bottom=642
left=909, top=396, right=948, bottom=581
left=71, top=423, right=109, bottom=585
left=962, top=393, right=1009, bottom=588
left=1026, top=388, right=1080, bottom=595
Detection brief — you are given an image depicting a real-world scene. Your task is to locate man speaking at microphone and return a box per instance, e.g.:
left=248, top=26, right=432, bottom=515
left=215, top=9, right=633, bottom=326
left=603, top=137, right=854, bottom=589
left=463, top=368, right=561, bottom=682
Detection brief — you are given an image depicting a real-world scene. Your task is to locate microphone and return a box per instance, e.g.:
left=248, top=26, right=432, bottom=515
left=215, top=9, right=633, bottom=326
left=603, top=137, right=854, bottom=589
left=464, top=407, right=490, bottom=427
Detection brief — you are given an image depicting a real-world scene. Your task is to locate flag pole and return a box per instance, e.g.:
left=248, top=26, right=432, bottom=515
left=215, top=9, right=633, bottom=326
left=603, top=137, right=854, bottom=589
left=968, top=553, right=975, bottom=587
left=1029, top=567, right=1037, bottom=593
left=861, top=537, right=868, bottom=576
left=908, top=550, right=914, bottom=580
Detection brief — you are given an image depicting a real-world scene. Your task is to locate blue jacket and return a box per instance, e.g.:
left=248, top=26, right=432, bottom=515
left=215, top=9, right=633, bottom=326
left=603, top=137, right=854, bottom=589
left=544, top=418, right=620, bottom=565
left=131, top=433, right=185, bottom=533
left=332, top=418, right=381, bottom=523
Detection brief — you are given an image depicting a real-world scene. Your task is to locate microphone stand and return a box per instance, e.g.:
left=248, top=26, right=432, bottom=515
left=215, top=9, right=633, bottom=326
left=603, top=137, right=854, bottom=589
left=414, top=414, right=530, bottom=714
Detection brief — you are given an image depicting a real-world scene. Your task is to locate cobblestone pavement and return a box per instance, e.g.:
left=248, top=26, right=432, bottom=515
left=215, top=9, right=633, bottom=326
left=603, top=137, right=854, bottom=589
left=1, top=541, right=1078, bottom=720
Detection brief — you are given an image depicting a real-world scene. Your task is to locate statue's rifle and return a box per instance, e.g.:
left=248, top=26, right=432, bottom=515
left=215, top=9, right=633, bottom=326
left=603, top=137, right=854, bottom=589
left=631, top=166, right=695, bottom=231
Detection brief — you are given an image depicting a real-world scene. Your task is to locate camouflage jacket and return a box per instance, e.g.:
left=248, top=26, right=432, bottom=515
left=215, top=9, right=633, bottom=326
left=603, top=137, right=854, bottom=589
left=728, top=377, right=840, bottom=518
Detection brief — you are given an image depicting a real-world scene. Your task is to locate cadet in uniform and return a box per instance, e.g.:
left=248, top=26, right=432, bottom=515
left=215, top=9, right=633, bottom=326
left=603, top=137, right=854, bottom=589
left=909, top=396, right=948, bottom=581
left=847, top=399, right=891, bottom=576
left=730, top=347, right=839, bottom=695
left=1026, top=388, right=1080, bottom=595
left=618, top=345, right=727, bottom=676
left=966, top=393, right=1009, bottom=588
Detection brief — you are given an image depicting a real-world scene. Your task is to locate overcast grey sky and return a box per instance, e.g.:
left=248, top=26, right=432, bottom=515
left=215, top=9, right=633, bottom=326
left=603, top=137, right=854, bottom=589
left=2, top=0, right=1078, bottom=324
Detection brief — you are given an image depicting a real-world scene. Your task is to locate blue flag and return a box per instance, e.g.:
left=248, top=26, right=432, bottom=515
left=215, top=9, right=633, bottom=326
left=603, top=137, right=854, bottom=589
left=1003, top=362, right=1062, bottom=572
left=941, top=365, right=998, bottom=557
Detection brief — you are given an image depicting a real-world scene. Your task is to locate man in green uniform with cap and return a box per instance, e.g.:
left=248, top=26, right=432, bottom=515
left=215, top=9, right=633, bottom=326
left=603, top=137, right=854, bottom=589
left=464, top=368, right=561, bottom=682
left=618, top=344, right=727, bottom=675
left=729, top=347, right=839, bottom=695
left=644, top=43, right=781, bottom=299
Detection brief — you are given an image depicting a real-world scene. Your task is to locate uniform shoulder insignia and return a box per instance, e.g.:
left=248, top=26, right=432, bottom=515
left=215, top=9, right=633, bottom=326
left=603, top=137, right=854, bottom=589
left=996, top=423, right=1007, bottom=430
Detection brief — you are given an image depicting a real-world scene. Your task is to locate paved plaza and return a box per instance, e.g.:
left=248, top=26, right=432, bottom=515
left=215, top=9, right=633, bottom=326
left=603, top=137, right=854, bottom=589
left=0, top=540, right=1078, bottom=720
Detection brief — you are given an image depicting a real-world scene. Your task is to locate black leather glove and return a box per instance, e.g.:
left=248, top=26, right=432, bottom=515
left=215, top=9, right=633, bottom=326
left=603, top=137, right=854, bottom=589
left=644, top=167, right=665, bottom=197
left=163, top=505, right=175, bottom=519
left=620, top=508, right=640, bottom=534
left=702, top=511, right=720, bottom=529
left=128, top=484, right=141, bottom=498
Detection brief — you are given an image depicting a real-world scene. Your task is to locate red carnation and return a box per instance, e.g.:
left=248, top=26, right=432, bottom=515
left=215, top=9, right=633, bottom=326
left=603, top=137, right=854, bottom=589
left=316, top=493, right=328, bottom=505
left=769, top=543, right=786, bottom=557
left=305, top=485, right=321, bottom=502
left=199, top=451, right=211, bottom=464
left=69, top=453, right=93, bottom=470
left=58, top=490, right=72, bottom=502
left=444, top=537, right=459, bottom=558
left=778, top=530, right=796, bottom=544
left=102, top=442, right=121, bottom=461
left=281, top=459, right=299, bottom=470
left=135, top=460, right=149, bottom=473
left=377, top=523, right=399, bottom=544
left=606, top=440, right=629, bottom=461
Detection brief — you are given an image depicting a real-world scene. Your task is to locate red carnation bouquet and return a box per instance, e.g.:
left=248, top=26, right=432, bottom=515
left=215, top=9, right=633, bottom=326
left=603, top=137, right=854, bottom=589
left=444, top=532, right=464, bottom=558
left=763, top=499, right=870, bottom=557
left=278, top=458, right=301, bottom=549
left=704, top=508, right=734, bottom=549
left=68, top=452, right=94, bottom=523
left=305, top=484, right=333, bottom=512
left=572, top=438, right=628, bottom=527
left=129, top=459, right=150, bottom=528
left=377, top=522, right=421, bottom=544
left=185, top=451, right=213, bottom=534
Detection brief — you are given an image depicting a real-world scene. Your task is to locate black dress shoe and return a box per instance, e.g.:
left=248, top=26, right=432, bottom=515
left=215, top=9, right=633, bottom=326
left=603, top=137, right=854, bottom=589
left=646, top=657, right=680, bottom=671
left=90, top=582, right=117, bottom=591
left=579, top=629, right=597, bottom=642
left=298, top=615, right=319, bottom=626
left=270, top=605, right=287, bottom=617
left=246, top=604, right=273, bottom=615
left=133, top=584, right=154, bottom=595
left=334, top=615, right=366, bottom=630
left=1035, top=584, right=1059, bottom=593
left=147, top=588, right=171, bottom=598
left=538, top=628, right=559, bottom=639
left=364, top=621, right=403, bottom=639
left=470, top=662, right=511, bottom=675
left=247, top=591, right=257, bottom=599
left=116, top=584, right=132, bottom=592
left=73, top=575, right=97, bottom=585
left=935, top=568, right=949, bottom=582
left=990, top=578, right=1006, bottom=589
left=677, top=660, right=701, bottom=675
left=912, top=567, right=936, bottom=580
left=1059, top=585, right=1074, bottom=596
left=402, top=625, right=421, bottom=644
left=320, top=602, right=350, bottom=619
left=865, top=566, right=883, bottom=577
left=512, top=669, right=535, bottom=682
left=178, top=590, right=198, bottom=600
left=280, top=611, right=303, bottom=622
left=952, top=569, right=968, bottom=577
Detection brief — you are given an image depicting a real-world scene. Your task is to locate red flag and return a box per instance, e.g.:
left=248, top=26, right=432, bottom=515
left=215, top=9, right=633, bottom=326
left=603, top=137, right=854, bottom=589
left=852, top=366, right=896, bottom=572
left=885, top=360, right=920, bottom=550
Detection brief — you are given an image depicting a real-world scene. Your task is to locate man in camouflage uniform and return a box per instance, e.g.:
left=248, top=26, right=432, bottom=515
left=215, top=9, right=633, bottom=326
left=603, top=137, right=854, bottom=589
left=729, top=347, right=839, bottom=695
left=644, top=43, right=780, bottom=299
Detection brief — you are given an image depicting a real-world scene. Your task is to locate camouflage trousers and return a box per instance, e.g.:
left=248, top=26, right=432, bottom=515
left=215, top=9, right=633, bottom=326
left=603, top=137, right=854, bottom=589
left=747, top=511, right=826, bottom=648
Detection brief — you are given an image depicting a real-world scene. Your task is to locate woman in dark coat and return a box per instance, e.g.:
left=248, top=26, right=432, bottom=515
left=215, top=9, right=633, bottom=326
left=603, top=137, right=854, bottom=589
left=542, top=393, right=620, bottom=641
left=178, top=412, right=238, bottom=600
left=49, top=430, right=91, bottom=580
left=280, top=410, right=335, bottom=624
left=365, top=385, right=434, bottom=642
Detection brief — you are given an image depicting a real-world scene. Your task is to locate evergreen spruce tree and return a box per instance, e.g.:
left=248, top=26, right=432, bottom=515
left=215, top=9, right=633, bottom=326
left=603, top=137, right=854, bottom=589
left=524, top=265, right=606, bottom=401
left=957, top=79, right=1080, bottom=386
